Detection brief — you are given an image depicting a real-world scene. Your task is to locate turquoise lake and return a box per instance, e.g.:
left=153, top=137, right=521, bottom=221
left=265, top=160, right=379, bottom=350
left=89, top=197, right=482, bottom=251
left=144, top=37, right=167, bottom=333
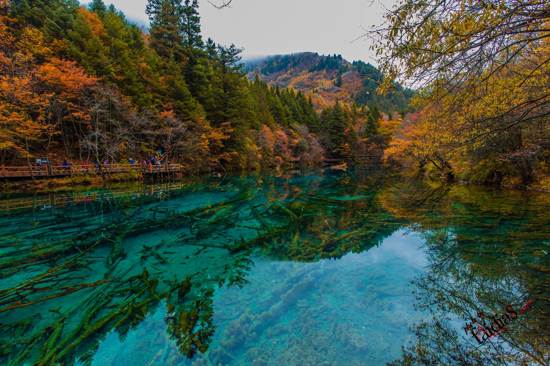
left=0, top=171, right=548, bottom=365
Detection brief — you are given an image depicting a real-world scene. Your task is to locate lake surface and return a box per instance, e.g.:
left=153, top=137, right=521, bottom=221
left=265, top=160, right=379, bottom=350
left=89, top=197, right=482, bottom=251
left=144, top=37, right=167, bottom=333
left=0, top=171, right=548, bottom=365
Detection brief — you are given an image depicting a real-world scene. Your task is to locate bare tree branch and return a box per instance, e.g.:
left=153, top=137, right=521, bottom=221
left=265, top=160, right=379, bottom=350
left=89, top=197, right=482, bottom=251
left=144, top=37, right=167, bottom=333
left=208, top=0, right=232, bottom=9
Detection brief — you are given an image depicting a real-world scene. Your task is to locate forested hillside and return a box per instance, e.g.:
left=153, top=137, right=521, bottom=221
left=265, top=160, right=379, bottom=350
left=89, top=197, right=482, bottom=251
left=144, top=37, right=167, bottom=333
left=0, top=0, right=330, bottom=172
left=246, top=52, right=413, bottom=112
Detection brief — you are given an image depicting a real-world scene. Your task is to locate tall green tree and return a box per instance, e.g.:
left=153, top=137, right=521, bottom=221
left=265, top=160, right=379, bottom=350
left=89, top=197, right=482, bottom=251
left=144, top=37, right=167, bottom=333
left=366, top=105, right=380, bottom=137
left=181, top=0, right=202, bottom=51
left=89, top=0, right=106, bottom=16
left=145, top=0, right=185, bottom=61
left=321, top=102, right=352, bottom=158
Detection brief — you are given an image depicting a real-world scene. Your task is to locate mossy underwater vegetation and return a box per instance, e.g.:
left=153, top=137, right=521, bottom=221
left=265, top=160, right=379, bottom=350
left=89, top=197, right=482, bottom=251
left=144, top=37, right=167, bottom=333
left=0, top=171, right=547, bottom=365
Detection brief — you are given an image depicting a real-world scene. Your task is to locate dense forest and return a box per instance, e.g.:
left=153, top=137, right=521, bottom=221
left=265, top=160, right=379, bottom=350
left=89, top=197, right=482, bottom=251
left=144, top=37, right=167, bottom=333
left=0, top=0, right=390, bottom=174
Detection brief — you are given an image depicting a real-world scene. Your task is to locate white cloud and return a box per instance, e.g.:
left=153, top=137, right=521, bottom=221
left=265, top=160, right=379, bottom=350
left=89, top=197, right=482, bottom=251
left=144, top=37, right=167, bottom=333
left=81, top=0, right=395, bottom=63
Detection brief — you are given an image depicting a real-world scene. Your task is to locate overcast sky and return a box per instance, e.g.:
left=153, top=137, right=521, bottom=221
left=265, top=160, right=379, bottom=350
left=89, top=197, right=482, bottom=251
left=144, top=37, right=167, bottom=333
left=82, top=0, right=395, bottom=63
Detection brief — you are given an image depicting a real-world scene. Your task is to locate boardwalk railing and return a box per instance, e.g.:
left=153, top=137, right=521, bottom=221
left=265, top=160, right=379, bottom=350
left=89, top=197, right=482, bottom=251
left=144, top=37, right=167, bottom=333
left=0, top=163, right=186, bottom=180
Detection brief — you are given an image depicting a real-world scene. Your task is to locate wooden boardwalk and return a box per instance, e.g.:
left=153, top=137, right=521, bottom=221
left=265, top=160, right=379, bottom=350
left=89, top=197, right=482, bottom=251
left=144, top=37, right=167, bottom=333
left=0, top=163, right=186, bottom=181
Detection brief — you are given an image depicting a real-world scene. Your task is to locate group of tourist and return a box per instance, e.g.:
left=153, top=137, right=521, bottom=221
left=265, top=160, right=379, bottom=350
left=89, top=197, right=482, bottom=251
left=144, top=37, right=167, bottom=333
left=32, top=155, right=167, bottom=174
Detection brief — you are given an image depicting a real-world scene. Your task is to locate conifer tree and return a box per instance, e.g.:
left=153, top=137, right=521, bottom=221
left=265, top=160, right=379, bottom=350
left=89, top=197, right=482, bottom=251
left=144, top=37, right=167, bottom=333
left=366, top=105, right=380, bottom=137
left=180, top=0, right=210, bottom=104
left=181, top=0, right=202, bottom=51
left=89, top=0, right=106, bottom=16
left=163, top=58, right=200, bottom=121
left=145, top=0, right=185, bottom=61
left=205, top=38, right=218, bottom=59
left=66, top=7, right=112, bottom=77
left=321, top=102, right=351, bottom=158
left=218, top=44, right=243, bottom=72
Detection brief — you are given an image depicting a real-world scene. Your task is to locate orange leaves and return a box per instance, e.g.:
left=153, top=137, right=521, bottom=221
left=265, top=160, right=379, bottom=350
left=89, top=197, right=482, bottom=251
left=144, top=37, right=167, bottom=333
left=0, top=16, right=16, bottom=50
left=0, top=51, right=10, bottom=69
left=0, top=72, right=50, bottom=124
left=78, top=7, right=105, bottom=37
left=0, top=18, right=99, bottom=158
left=258, top=124, right=275, bottom=156
left=0, top=16, right=15, bottom=73
left=0, top=100, right=45, bottom=156
left=37, top=58, right=97, bottom=93
left=35, top=58, right=97, bottom=126
left=159, top=109, right=177, bottom=122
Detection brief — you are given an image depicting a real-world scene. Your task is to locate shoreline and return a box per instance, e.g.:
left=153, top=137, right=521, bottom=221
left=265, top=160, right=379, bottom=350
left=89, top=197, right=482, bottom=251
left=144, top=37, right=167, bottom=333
left=2, top=168, right=549, bottom=197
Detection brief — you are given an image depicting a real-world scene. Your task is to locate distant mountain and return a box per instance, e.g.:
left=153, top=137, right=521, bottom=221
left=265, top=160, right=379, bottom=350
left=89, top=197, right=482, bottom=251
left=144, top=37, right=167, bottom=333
left=245, top=52, right=414, bottom=112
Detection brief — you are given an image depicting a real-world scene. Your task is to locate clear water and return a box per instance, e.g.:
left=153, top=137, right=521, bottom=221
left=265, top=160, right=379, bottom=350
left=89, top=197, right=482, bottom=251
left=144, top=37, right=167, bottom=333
left=0, top=171, right=548, bottom=366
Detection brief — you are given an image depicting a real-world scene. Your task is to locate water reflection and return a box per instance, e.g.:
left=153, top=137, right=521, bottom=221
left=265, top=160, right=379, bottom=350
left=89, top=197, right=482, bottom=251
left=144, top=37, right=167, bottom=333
left=0, top=172, right=547, bottom=365
left=382, top=182, right=549, bottom=366
left=93, top=230, right=428, bottom=366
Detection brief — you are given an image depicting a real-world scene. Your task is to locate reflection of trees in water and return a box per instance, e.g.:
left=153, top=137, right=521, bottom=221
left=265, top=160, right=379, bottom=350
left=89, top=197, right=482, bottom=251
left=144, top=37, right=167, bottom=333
left=382, top=183, right=549, bottom=366
left=0, top=172, right=400, bottom=365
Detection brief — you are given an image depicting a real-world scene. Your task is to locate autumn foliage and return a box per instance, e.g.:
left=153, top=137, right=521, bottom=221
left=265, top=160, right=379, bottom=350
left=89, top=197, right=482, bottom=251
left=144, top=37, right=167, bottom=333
left=376, top=0, right=550, bottom=187
left=0, top=4, right=330, bottom=171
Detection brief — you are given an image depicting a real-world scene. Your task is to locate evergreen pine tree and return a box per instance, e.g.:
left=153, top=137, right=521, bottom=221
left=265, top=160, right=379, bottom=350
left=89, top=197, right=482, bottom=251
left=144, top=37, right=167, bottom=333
left=205, top=38, right=218, bottom=59
left=218, top=44, right=243, bottom=72
left=335, top=73, right=343, bottom=87
left=66, top=7, right=113, bottom=77
left=366, top=105, right=380, bottom=136
left=145, top=0, right=185, bottom=61
left=163, top=59, right=201, bottom=121
left=321, top=102, right=351, bottom=158
left=180, top=0, right=209, bottom=103
left=181, top=0, right=202, bottom=51
left=89, top=0, right=106, bottom=16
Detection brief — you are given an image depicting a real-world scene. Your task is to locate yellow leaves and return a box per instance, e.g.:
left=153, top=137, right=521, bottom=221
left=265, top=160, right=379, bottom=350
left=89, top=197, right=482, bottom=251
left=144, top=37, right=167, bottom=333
left=209, top=128, right=231, bottom=143
left=384, top=28, right=550, bottom=182
left=378, top=118, right=402, bottom=138
left=15, top=27, right=52, bottom=64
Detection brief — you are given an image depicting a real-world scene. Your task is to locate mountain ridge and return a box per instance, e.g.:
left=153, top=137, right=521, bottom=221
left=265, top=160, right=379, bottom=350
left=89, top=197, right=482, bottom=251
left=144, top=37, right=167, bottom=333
left=245, top=52, right=413, bottom=113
